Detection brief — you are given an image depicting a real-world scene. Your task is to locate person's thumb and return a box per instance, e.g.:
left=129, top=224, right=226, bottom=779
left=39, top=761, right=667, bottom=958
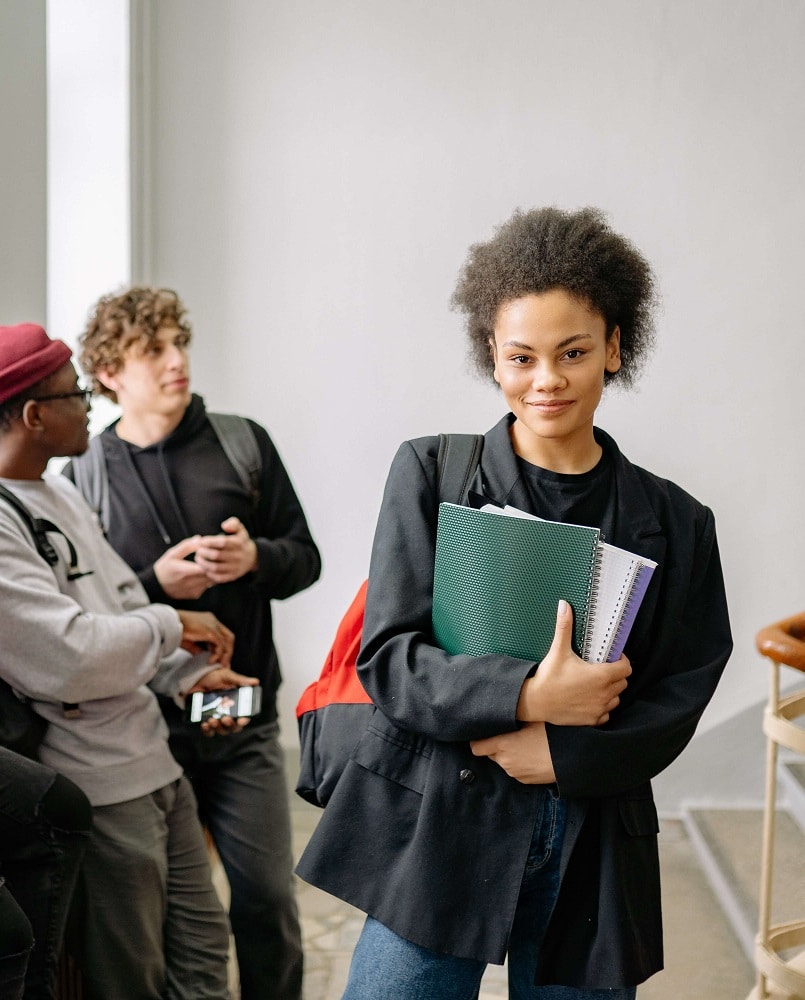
left=549, top=599, right=575, bottom=653
left=220, top=516, right=243, bottom=535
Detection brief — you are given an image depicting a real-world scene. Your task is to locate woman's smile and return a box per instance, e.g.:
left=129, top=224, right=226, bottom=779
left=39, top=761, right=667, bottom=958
left=525, top=398, right=574, bottom=413
left=490, top=289, right=621, bottom=471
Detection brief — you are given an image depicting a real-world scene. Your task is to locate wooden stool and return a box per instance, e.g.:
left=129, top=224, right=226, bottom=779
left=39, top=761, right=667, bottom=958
left=747, top=612, right=805, bottom=999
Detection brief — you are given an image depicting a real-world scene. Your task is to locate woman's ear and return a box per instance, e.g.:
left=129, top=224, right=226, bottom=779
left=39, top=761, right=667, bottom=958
left=605, top=326, right=622, bottom=374
left=488, top=337, right=500, bottom=384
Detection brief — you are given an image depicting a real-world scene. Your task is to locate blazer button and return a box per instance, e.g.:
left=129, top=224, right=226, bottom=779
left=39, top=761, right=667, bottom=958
left=459, top=768, right=475, bottom=784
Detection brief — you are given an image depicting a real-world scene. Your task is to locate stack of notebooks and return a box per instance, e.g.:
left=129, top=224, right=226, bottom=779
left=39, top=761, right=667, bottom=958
left=432, top=502, right=657, bottom=663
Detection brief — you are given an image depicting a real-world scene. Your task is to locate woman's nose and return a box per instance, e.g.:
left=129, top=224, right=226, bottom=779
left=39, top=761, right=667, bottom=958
left=532, top=363, right=566, bottom=392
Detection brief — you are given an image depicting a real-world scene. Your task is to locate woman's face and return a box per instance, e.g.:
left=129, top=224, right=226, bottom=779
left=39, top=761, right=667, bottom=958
left=490, top=289, right=621, bottom=470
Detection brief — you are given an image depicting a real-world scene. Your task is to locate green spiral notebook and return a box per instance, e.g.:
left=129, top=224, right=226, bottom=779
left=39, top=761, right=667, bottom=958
left=432, top=503, right=600, bottom=660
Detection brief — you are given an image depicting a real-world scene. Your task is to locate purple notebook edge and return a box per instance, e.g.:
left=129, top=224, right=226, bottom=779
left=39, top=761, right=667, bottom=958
left=605, top=562, right=657, bottom=662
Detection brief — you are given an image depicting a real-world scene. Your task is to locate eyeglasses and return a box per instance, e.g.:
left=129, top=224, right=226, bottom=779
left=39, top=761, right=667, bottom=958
left=30, top=388, right=93, bottom=406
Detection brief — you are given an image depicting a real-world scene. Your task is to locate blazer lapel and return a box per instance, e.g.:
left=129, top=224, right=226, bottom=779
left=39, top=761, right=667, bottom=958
left=474, top=414, right=530, bottom=509
left=603, top=430, right=666, bottom=657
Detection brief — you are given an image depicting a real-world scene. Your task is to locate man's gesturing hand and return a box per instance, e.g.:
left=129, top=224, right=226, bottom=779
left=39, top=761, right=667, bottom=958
left=194, top=517, right=258, bottom=584
left=154, top=536, right=209, bottom=599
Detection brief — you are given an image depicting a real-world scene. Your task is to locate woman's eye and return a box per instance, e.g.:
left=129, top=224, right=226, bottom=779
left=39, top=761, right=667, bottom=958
left=564, top=349, right=585, bottom=360
left=511, top=354, right=531, bottom=365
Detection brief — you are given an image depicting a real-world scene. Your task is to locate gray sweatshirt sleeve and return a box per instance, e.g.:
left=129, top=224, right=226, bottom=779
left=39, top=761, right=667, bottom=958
left=0, top=503, right=186, bottom=706
left=148, top=649, right=213, bottom=702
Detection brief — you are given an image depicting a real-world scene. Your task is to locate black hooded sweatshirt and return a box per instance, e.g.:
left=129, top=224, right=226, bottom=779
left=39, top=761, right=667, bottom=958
left=65, top=394, right=321, bottom=733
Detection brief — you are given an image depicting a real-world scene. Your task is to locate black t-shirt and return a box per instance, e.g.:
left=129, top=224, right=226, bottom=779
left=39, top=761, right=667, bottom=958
left=517, top=436, right=617, bottom=542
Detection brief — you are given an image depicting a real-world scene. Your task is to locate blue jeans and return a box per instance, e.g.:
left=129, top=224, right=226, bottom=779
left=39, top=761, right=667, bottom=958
left=0, top=748, right=91, bottom=1000
left=170, top=719, right=302, bottom=1000
left=342, top=788, right=636, bottom=1000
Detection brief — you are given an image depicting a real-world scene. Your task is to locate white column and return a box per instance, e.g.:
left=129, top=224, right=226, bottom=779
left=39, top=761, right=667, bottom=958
left=46, top=0, right=130, bottom=432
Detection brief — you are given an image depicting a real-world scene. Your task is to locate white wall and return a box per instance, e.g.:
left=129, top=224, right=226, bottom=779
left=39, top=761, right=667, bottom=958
left=130, top=0, right=805, bottom=745
left=0, top=0, right=46, bottom=323
left=47, top=0, right=129, bottom=435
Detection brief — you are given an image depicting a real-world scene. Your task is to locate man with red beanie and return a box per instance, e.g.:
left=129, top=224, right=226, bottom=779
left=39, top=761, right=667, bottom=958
left=0, top=322, right=254, bottom=999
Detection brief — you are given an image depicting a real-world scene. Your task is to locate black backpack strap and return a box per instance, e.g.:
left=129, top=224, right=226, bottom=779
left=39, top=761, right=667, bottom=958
left=0, top=480, right=89, bottom=588
left=70, top=435, right=110, bottom=531
left=207, top=412, right=262, bottom=508
left=0, top=483, right=63, bottom=567
left=73, top=416, right=264, bottom=526
left=436, top=433, right=484, bottom=505
left=0, top=483, right=84, bottom=718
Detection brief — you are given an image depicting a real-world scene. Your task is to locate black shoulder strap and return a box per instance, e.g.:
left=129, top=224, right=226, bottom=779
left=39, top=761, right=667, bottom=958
left=0, top=482, right=63, bottom=567
left=0, top=484, right=89, bottom=582
left=436, top=433, right=483, bottom=505
left=207, top=412, right=262, bottom=508
left=72, top=414, right=264, bottom=528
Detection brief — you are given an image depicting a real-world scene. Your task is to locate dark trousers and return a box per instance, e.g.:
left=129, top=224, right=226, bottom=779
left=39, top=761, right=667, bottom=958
left=0, top=882, right=33, bottom=1000
left=65, top=776, right=231, bottom=1000
left=171, top=718, right=303, bottom=1000
left=0, top=748, right=91, bottom=1000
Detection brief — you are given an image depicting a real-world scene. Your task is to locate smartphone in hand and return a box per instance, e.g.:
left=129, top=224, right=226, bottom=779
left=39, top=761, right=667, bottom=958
left=185, top=685, right=262, bottom=723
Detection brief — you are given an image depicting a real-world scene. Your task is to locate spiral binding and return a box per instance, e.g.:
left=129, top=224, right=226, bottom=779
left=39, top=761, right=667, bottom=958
left=606, top=585, right=641, bottom=660
left=581, top=543, right=604, bottom=659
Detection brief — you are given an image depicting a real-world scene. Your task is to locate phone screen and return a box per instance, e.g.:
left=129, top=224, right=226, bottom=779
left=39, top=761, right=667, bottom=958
left=185, top=686, right=262, bottom=723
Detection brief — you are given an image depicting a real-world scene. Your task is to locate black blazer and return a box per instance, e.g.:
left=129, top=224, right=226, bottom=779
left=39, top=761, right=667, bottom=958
left=296, top=415, right=732, bottom=989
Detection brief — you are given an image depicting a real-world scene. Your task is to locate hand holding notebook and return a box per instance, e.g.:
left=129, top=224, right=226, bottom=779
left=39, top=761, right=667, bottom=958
left=514, top=598, right=631, bottom=727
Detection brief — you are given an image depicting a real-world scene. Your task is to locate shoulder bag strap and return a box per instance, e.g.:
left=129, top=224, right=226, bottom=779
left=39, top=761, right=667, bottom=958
left=70, top=435, right=110, bottom=531
left=436, top=433, right=484, bottom=506
left=207, top=412, right=262, bottom=507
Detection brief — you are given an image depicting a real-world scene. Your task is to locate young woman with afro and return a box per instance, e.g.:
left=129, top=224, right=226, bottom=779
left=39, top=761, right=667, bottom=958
left=297, top=206, right=732, bottom=999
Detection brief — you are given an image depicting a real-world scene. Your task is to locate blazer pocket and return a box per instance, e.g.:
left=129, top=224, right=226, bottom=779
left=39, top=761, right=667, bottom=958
left=618, top=794, right=660, bottom=837
left=350, top=722, right=432, bottom=796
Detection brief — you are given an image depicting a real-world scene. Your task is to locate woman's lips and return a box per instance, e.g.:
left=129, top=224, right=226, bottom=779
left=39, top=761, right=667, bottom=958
left=527, top=399, right=573, bottom=414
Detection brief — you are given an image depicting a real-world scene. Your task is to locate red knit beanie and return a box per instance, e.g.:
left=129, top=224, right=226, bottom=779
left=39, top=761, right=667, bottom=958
left=0, top=324, right=73, bottom=405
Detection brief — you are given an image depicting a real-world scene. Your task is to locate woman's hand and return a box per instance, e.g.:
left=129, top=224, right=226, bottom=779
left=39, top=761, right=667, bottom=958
left=470, top=722, right=555, bottom=784
left=517, top=599, right=631, bottom=726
